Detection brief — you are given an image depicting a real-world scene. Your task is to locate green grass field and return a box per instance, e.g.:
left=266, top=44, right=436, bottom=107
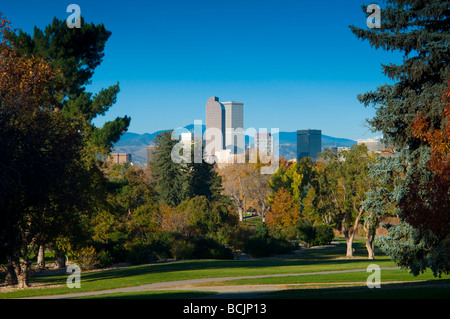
left=1, top=238, right=449, bottom=299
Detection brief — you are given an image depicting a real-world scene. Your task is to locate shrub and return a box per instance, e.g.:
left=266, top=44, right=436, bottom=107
left=244, top=234, right=295, bottom=258
left=297, top=223, right=316, bottom=248
left=313, top=224, right=334, bottom=246
left=170, top=236, right=234, bottom=260
left=72, top=246, right=98, bottom=270
left=170, top=238, right=196, bottom=260
left=96, top=250, right=114, bottom=268
left=125, top=240, right=157, bottom=265
left=297, top=223, right=335, bottom=247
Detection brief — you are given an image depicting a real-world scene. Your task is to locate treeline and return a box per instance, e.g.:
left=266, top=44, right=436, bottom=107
left=219, top=145, right=376, bottom=259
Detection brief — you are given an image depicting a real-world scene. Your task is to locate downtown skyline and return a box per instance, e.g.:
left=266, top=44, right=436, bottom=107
left=0, top=0, right=404, bottom=141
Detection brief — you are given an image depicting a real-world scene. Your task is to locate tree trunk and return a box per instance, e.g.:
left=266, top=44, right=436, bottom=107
left=54, top=249, right=66, bottom=269
left=345, top=231, right=355, bottom=258
left=364, top=220, right=376, bottom=260
left=344, top=207, right=364, bottom=258
left=365, top=238, right=375, bottom=260
left=37, top=245, right=45, bottom=269
left=237, top=207, right=243, bottom=222
left=5, top=256, right=18, bottom=285
left=12, top=258, right=30, bottom=288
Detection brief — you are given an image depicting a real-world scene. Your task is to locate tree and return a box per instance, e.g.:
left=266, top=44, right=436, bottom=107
left=320, top=145, right=374, bottom=258
left=246, top=163, right=272, bottom=221
left=266, top=187, right=301, bottom=239
left=0, top=15, right=96, bottom=287
left=350, top=0, right=450, bottom=274
left=218, top=163, right=253, bottom=221
left=185, top=142, right=223, bottom=201
left=5, top=16, right=130, bottom=153
left=149, top=131, right=188, bottom=207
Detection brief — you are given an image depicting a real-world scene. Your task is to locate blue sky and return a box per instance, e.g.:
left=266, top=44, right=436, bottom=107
left=1, top=0, right=403, bottom=140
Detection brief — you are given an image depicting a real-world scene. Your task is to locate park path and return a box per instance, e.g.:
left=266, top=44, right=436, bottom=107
left=23, top=267, right=400, bottom=299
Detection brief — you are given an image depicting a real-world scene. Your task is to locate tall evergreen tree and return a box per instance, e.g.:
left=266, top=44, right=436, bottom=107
left=149, top=131, right=188, bottom=207
left=185, top=142, right=223, bottom=201
left=350, top=0, right=450, bottom=275
left=5, top=16, right=130, bottom=151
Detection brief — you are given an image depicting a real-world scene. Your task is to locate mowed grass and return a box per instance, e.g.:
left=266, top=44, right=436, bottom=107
left=1, top=238, right=448, bottom=299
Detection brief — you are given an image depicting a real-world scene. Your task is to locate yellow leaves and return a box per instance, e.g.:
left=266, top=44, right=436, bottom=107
left=0, top=43, right=62, bottom=110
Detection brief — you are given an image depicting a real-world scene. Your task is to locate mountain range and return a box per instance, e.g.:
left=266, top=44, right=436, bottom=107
left=113, top=124, right=357, bottom=165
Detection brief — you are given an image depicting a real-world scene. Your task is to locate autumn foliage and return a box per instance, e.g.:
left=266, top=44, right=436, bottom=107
left=265, top=187, right=300, bottom=231
left=406, top=79, right=450, bottom=239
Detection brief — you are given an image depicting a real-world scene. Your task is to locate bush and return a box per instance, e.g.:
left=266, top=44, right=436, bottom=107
left=170, top=236, right=234, bottom=260
left=244, top=234, right=295, bottom=258
left=96, top=250, right=114, bottom=268
left=297, top=223, right=334, bottom=247
left=125, top=240, right=157, bottom=265
left=313, top=224, right=334, bottom=246
left=297, top=223, right=317, bottom=248
left=72, top=246, right=98, bottom=270
left=170, top=238, right=196, bottom=260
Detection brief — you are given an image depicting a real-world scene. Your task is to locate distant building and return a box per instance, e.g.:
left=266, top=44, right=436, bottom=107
left=146, top=146, right=156, bottom=164
left=222, top=101, right=244, bottom=154
left=205, top=96, right=244, bottom=159
left=255, top=132, right=273, bottom=155
left=205, top=96, right=225, bottom=156
left=357, top=137, right=385, bottom=154
left=110, top=153, right=132, bottom=164
left=297, top=129, right=322, bottom=160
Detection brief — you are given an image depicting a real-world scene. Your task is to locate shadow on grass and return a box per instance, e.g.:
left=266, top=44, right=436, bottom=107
left=261, top=279, right=450, bottom=299
left=74, top=290, right=217, bottom=299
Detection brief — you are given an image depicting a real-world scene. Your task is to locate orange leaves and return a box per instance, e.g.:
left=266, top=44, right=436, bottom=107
left=265, top=187, right=300, bottom=229
left=412, top=83, right=450, bottom=175
left=0, top=15, right=63, bottom=112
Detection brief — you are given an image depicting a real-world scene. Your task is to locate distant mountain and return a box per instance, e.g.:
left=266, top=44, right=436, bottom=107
left=112, top=125, right=357, bottom=164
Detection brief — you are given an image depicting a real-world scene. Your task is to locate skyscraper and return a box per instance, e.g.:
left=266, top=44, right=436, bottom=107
left=222, top=101, right=244, bottom=154
left=205, top=96, right=225, bottom=155
left=255, top=132, right=273, bottom=155
left=297, top=129, right=322, bottom=160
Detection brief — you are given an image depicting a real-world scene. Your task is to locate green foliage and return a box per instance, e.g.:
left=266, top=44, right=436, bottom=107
left=297, top=222, right=335, bottom=248
left=350, top=0, right=450, bottom=275
left=124, top=239, right=157, bottom=265
left=150, top=131, right=188, bottom=206
left=72, top=246, right=99, bottom=271
left=6, top=16, right=130, bottom=152
left=314, top=225, right=335, bottom=246
left=96, top=250, right=114, bottom=269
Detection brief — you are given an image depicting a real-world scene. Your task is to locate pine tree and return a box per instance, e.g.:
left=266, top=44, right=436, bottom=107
left=351, top=0, right=450, bottom=275
left=149, top=131, right=188, bottom=207
left=5, top=16, right=130, bottom=151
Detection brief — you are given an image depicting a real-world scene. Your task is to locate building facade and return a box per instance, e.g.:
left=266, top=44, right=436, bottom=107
left=205, top=96, right=244, bottom=157
left=222, top=101, right=244, bottom=154
left=205, top=96, right=225, bottom=156
left=297, top=129, right=322, bottom=160
left=255, top=132, right=273, bottom=155
left=110, top=153, right=132, bottom=164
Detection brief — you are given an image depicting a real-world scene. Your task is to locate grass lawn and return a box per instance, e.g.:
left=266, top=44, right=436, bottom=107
left=1, top=237, right=448, bottom=299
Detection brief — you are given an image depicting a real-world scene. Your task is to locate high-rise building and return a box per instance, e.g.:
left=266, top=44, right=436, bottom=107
left=297, top=129, right=322, bottom=160
left=255, top=132, right=273, bottom=155
left=222, top=101, right=244, bottom=154
left=205, top=96, right=225, bottom=155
